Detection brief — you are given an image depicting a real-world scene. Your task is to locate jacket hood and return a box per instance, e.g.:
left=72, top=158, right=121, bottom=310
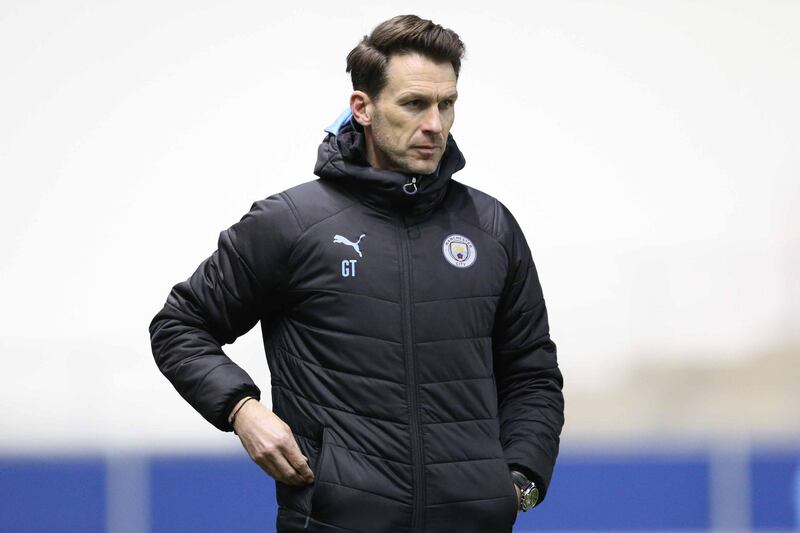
left=313, top=109, right=466, bottom=216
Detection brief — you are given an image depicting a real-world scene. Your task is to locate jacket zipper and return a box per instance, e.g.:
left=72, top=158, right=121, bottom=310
left=397, top=215, right=425, bottom=532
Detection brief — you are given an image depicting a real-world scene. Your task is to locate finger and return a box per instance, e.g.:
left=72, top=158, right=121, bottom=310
left=274, top=431, right=314, bottom=484
left=284, top=438, right=314, bottom=483
left=256, top=450, right=306, bottom=486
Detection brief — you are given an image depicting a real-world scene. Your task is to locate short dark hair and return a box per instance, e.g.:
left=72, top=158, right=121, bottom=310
left=346, top=15, right=466, bottom=98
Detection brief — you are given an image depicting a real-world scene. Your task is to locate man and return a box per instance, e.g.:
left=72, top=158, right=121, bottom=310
left=149, top=14, right=564, bottom=533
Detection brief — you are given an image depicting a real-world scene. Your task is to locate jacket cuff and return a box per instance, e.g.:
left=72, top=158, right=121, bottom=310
left=218, top=385, right=261, bottom=432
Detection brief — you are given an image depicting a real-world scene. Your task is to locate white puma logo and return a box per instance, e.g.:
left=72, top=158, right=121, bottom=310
left=333, top=233, right=366, bottom=257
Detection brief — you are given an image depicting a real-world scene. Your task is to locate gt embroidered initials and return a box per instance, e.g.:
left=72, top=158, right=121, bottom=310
left=341, top=259, right=357, bottom=277
left=333, top=233, right=365, bottom=277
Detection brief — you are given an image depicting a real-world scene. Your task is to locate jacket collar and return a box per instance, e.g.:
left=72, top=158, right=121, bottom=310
left=314, top=109, right=466, bottom=217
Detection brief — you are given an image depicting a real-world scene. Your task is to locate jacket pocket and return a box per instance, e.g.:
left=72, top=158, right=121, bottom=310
left=306, top=424, right=332, bottom=519
left=275, top=426, right=331, bottom=516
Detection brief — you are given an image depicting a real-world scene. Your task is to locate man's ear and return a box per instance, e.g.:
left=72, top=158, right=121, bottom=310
left=350, top=91, right=373, bottom=127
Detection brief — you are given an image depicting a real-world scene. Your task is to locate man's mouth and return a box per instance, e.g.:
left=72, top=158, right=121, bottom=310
left=412, top=146, right=439, bottom=155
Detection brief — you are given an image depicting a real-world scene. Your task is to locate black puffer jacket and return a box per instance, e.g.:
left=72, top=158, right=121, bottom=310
left=149, top=114, right=565, bottom=533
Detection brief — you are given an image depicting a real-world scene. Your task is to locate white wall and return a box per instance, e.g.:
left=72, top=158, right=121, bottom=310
left=1, top=0, right=797, bottom=452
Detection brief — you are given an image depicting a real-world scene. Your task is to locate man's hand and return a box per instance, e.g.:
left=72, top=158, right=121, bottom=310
left=232, top=399, right=314, bottom=486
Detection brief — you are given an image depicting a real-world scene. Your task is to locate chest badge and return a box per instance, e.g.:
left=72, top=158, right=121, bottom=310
left=442, top=234, right=476, bottom=268
left=333, top=233, right=365, bottom=278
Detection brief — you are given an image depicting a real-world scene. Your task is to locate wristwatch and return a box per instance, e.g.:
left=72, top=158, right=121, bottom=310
left=510, top=470, right=539, bottom=512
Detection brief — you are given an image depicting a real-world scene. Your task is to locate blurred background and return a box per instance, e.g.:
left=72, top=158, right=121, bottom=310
left=1, top=0, right=798, bottom=531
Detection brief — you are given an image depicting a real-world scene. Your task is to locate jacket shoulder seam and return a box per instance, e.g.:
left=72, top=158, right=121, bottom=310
left=449, top=180, right=502, bottom=240
left=297, top=200, right=360, bottom=238
left=285, top=200, right=361, bottom=269
left=279, top=191, right=306, bottom=232
left=440, top=206, right=497, bottom=243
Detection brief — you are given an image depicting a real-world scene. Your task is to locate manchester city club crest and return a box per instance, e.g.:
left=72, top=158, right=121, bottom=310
left=442, top=234, right=476, bottom=268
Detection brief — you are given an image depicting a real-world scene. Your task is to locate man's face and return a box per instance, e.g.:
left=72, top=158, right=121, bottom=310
left=362, top=53, right=458, bottom=175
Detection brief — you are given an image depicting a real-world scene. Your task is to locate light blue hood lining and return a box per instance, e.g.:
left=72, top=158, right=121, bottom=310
left=324, top=109, right=353, bottom=136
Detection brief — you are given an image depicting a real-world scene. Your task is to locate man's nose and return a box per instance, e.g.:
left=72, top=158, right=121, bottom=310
left=420, top=105, right=443, bottom=135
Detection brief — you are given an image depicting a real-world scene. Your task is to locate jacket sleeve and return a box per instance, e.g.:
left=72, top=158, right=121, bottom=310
left=492, top=201, right=565, bottom=503
left=148, top=193, right=301, bottom=432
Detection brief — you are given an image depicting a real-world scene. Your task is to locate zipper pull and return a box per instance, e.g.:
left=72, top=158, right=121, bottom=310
left=403, top=176, right=419, bottom=195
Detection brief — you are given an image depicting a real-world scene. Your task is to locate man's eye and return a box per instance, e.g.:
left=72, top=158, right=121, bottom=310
left=440, top=100, right=454, bottom=109
left=405, top=100, right=423, bottom=108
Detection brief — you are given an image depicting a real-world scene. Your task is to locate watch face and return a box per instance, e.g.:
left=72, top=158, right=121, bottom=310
left=521, top=485, right=539, bottom=511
